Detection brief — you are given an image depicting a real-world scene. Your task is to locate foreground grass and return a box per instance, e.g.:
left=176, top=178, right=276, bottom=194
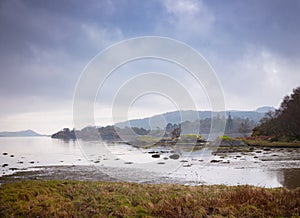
left=0, top=181, right=299, bottom=217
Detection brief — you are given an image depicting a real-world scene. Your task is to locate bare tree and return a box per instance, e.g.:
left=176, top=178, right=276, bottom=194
left=239, top=119, right=251, bottom=137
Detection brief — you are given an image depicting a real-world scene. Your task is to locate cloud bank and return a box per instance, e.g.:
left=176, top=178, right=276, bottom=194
left=0, top=0, right=299, bottom=133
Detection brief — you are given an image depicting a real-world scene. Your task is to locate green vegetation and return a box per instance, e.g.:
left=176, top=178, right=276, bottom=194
left=219, top=135, right=234, bottom=141
left=0, top=180, right=299, bottom=217
left=180, top=134, right=203, bottom=143
left=253, top=85, right=300, bottom=141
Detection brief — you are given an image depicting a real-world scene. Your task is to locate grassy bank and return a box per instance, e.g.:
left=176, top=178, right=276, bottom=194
left=243, top=138, right=300, bottom=148
left=1, top=180, right=299, bottom=217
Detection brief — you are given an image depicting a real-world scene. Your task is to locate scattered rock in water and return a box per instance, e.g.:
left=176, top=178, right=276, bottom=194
left=17, top=161, right=23, bottom=164
left=94, top=160, right=100, bottom=163
left=115, top=158, right=120, bottom=160
left=10, top=155, right=14, bottom=157
left=77, top=159, right=81, bottom=161
left=29, top=161, right=35, bottom=164
left=2, top=152, right=8, bottom=156
left=210, top=160, right=221, bottom=163
left=169, top=154, right=180, bottom=160
left=236, top=155, right=242, bottom=158
left=163, top=157, right=168, bottom=160
left=60, top=160, right=64, bottom=163
left=220, top=156, right=225, bottom=159
left=222, top=161, right=230, bottom=164
left=9, top=168, right=18, bottom=171
left=272, top=154, right=278, bottom=156
left=160, top=151, right=169, bottom=153
left=198, top=159, right=204, bottom=162
left=183, top=163, right=192, bottom=167
left=256, top=150, right=262, bottom=153
left=151, top=154, right=160, bottom=158
left=180, top=160, right=188, bottom=163
left=254, top=156, right=258, bottom=158
left=263, top=148, right=271, bottom=151
left=124, top=162, right=133, bottom=164
left=2, top=164, right=8, bottom=167
left=148, top=151, right=157, bottom=154
left=249, top=147, right=255, bottom=151
left=157, top=162, right=165, bottom=164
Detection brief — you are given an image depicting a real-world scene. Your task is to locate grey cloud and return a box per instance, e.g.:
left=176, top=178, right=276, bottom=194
left=0, top=0, right=124, bottom=100
left=0, top=0, right=299, bottom=132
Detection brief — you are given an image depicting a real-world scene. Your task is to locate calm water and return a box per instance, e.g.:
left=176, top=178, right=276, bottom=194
left=1, top=137, right=300, bottom=189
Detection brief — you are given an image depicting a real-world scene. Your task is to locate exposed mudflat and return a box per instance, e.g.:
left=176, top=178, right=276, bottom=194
left=1, top=137, right=300, bottom=189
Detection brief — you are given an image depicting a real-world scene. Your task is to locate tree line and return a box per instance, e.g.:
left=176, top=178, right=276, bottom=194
left=253, top=86, right=300, bottom=140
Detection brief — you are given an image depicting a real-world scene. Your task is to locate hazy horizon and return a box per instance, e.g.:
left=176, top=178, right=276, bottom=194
left=1, top=106, right=274, bottom=135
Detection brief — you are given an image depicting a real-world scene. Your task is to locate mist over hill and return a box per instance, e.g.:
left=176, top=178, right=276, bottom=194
left=115, top=107, right=275, bottom=130
left=255, top=106, right=276, bottom=113
left=0, top=129, right=42, bottom=137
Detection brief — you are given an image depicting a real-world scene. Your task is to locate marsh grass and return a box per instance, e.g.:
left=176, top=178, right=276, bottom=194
left=243, top=138, right=300, bottom=148
left=0, top=180, right=299, bottom=217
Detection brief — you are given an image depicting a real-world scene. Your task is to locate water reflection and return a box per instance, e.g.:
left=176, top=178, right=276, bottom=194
left=277, top=168, right=300, bottom=189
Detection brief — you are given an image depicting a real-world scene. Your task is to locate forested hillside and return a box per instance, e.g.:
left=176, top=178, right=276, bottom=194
left=253, top=86, right=300, bottom=140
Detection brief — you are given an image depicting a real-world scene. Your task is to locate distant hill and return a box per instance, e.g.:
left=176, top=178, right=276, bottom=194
left=255, top=106, right=276, bottom=113
left=0, top=129, right=42, bottom=137
left=115, top=107, right=273, bottom=129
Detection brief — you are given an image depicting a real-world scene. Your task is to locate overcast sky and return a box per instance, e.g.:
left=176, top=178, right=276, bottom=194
left=0, top=0, right=300, bottom=134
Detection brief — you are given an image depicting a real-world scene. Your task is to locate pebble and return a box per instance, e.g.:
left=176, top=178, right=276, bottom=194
left=169, top=154, right=180, bottom=160
left=151, top=154, right=160, bottom=158
left=210, top=160, right=221, bottom=163
left=180, top=160, right=188, bottom=162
